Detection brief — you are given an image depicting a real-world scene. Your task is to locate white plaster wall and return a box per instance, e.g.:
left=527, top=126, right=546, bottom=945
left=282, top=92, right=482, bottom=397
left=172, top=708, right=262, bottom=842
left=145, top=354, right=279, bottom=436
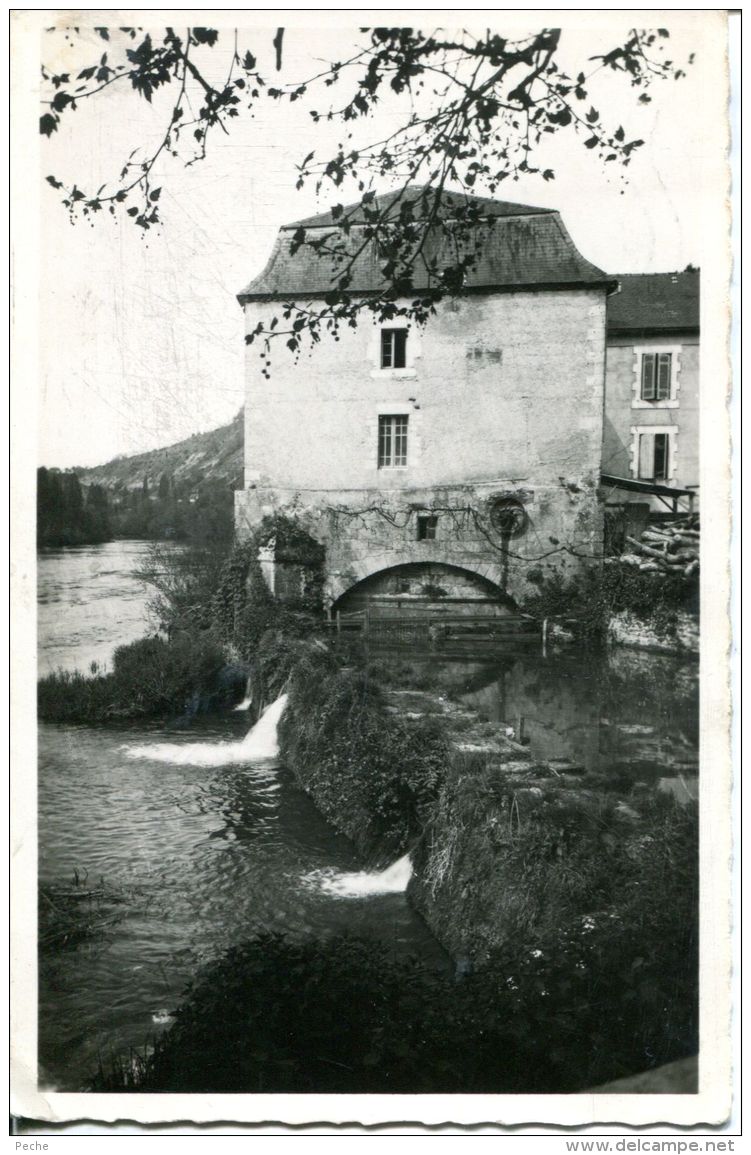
left=237, top=287, right=608, bottom=606
left=243, top=289, right=607, bottom=494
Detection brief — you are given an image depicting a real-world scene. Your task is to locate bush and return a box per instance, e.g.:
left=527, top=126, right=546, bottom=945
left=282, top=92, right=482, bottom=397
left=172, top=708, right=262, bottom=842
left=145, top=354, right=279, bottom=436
left=138, top=542, right=231, bottom=637
left=38, top=632, right=237, bottom=723
left=480, top=794, right=698, bottom=1087
left=522, top=563, right=698, bottom=645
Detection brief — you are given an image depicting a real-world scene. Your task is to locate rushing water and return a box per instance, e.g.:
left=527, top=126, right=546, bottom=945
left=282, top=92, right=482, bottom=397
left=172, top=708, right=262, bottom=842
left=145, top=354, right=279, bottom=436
left=37, top=541, right=698, bottom=1090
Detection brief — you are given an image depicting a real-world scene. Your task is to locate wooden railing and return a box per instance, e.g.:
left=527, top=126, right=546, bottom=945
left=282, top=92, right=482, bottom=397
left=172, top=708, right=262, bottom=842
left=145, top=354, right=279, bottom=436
left=329, top=607, right=542, bottom=649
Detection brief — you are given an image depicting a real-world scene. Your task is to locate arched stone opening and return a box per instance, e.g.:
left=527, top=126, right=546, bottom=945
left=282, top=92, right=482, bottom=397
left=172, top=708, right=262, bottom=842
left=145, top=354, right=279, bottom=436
left=332, top=562, right=518, bottom=617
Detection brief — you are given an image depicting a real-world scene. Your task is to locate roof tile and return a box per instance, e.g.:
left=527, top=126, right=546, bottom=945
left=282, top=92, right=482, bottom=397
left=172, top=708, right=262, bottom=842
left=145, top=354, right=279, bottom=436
left=238, top=185, right=610, bottom=300
left=607, top=270, right=700, bottom=333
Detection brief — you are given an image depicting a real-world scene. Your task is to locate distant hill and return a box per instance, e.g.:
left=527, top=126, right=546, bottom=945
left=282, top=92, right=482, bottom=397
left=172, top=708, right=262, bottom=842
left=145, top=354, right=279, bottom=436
left=78, top=410, right=244, bottom=494
left=49, top=411, right=246, bottom=546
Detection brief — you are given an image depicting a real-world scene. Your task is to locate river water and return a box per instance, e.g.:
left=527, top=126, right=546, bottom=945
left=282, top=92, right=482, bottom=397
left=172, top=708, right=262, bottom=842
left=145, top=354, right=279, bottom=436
left=37, top=541, right=699, bottom=1090
left=37, top=543, right=447, bottom=1090
left=37, top=541, right=163, bottom=677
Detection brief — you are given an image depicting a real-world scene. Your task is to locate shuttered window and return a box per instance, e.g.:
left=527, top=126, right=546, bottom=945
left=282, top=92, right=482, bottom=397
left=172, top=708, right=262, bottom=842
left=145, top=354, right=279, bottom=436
left=641, top=352, right=673, bottom=401
left=378, top=415, right=408, bottom=468
left=653, top=432, right=670, bottom=480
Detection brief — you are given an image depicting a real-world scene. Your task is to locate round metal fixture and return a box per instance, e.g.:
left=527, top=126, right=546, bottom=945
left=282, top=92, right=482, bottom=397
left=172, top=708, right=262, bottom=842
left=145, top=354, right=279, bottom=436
left=489, top=497, right=527, bottom=537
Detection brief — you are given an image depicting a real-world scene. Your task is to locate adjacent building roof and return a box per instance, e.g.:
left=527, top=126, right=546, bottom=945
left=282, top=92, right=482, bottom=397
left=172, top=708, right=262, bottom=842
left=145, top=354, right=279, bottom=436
left=238, top=185, right=613, bottom=302
left=607, top=269, right=700, bottom=335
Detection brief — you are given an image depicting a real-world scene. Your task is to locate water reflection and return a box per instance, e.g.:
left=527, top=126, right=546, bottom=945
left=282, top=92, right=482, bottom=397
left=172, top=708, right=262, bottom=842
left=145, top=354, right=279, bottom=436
left=375, top=647, right=699, bottom=784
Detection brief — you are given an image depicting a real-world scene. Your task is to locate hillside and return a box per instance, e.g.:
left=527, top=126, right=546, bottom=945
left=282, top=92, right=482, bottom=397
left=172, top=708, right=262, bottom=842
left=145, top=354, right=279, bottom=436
left=78, top=410, right=244, bottom=493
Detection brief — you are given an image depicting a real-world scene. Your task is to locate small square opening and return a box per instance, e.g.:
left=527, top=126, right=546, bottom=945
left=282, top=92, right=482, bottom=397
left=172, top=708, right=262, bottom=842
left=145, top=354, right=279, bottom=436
left=416, top=515, right=438, bottom=541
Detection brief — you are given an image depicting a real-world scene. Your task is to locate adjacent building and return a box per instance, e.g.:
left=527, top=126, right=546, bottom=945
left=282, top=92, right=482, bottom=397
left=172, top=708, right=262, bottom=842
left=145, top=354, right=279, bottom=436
left=602, top=268, right=700, bottom=520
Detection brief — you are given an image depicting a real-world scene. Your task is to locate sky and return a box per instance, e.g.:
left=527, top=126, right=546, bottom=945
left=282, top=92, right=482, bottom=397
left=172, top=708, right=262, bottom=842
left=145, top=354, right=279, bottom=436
left=29, top=12, right=728, bottom=468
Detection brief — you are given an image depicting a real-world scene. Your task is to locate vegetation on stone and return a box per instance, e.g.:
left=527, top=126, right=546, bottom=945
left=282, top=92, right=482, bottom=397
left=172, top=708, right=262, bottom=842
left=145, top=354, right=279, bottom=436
left=522, top=558, right=699, bottom=644
left=210, top=515, right=326, bottom=661
left=278, top=645, right=449, bottom=860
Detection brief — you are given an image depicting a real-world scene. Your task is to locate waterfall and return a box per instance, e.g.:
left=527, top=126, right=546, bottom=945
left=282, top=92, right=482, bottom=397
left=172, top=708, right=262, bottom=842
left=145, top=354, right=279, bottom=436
left=233, top=676, right=254, bottom=712
left=302, top=852, right=413, bottom=898
left=126, top=694, right=288, bottom=767
left=239, top=694, right=287, bottom=759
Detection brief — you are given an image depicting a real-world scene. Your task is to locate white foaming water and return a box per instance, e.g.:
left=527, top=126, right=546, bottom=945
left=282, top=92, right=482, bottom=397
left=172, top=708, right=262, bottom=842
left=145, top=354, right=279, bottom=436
left=126, top=694, right=288, bottom=767
left=303, top=852, right=413, bottom=898
left=240, top=693, right=287, bottom=758
left=233, top=695, right=253, bottom=712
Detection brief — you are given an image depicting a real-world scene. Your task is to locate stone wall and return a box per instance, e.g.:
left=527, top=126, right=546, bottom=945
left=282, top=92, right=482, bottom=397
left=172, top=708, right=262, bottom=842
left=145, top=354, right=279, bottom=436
left=607, top=608, right=699, bottom=655
left=236, top=288, right=607, bottom=608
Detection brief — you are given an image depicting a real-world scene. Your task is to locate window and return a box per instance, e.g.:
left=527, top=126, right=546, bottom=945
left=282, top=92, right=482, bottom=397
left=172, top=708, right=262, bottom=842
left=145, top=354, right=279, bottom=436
left=381, top=329, right=407, bottom=369
left=416, top=515, right=438, bottom=541
left=638, top=430, right=671, bottom=481
left=378, top=415, right=408, bottom=468
left=641, top=352, right=673, bottom=401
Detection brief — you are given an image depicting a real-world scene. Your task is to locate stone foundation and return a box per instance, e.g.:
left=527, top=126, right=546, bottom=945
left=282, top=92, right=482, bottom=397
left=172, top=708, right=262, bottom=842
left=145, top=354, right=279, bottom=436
left=235, top=476, right=603, bottom=610
left=608, top=609, right=699, bottom=655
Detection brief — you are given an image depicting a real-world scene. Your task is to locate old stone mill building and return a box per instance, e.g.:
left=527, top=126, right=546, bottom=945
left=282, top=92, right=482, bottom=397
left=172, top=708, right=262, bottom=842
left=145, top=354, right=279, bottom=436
left=234, top=187, right=693, bottom=626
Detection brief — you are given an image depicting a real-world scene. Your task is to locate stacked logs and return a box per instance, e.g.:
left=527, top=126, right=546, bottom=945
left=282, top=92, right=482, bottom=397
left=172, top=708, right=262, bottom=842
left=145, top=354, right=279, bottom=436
left=618, top=515, right=700, bottom=579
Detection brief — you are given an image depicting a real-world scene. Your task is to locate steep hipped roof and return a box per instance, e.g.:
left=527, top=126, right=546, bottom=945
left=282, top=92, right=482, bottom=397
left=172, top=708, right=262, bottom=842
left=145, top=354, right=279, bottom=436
left=607, top=270, right=700, bottom=334
left=238, top=186, right=612, bottom=301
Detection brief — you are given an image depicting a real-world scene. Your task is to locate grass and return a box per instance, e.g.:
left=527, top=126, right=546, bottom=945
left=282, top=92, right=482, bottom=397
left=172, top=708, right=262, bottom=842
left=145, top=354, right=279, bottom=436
left=39, top=870, right=147, bottom=952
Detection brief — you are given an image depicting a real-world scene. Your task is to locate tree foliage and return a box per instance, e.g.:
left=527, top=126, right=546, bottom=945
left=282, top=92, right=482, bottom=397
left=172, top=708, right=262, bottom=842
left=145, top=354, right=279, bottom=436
left=41, top=24, right=693, bottom=353
left=37, top=466, right=113, bottom=546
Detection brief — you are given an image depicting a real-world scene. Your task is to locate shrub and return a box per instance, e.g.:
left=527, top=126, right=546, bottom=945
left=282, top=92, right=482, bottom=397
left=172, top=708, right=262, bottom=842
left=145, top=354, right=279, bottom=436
left=210, top=516, right=326, bottom=661
left=480, top=794, right=698, bottom=1087
left=522, top=563, right=698, bottom=645
left=138, top=541, right=232, bottom=637
left=38, top=632, right=236, bottom=723
left=278, top=645, right=449, bottom=859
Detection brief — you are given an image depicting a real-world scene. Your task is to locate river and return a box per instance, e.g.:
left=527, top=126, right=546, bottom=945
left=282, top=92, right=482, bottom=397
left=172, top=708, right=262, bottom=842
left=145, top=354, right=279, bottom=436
left=37, top=541, right=164, bottom=677
left=37, top=541, right=698, bottom=1090
left=37, top=542, right=448, bottom=1090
